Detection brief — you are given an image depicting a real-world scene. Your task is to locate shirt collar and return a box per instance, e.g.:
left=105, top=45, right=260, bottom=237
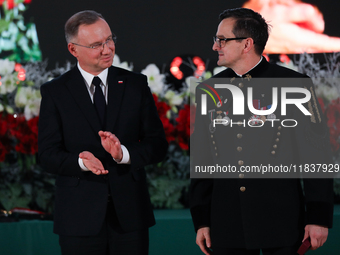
left=77, top=62, right=108, bottom=86
left=234, top=56, right=263, bottom=77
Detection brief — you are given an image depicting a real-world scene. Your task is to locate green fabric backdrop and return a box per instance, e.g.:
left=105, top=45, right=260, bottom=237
left=1, top=208, right=339, bottom=255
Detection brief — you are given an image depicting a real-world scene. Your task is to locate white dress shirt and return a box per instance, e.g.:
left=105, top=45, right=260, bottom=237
left=77, top=63, right=130, bottom=171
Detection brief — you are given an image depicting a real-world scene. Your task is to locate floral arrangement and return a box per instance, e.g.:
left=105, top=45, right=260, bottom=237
left=0, top=0, right=40, bottom=62
left=277, top=53, right=340, bottom=196
left=0, top=59, right=70, bottom=214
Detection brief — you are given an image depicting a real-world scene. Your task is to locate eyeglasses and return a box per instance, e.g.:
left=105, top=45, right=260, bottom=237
left=213, top=36, right=247, bottom=48
left=72, top=36, right=117, bottom=51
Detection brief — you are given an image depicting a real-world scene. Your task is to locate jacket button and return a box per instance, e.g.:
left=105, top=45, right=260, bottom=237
left=239, top=173, right=244, bottom=178
left=237, top=146, right=242, bottom=152
left=237, top=134, right=243, bottom=139
left=273, top=144, right=277, bottom=149
left=271, top=151, right=276, bottom=155
left=276, top=138, right=279, bottom=142
left=277, top=132, right=281, bottom=136
left=240, top=186, right=246, bottom=192
left=238, top=160, right=244, bottom=166
left=239, top=82, right=244, bottom=88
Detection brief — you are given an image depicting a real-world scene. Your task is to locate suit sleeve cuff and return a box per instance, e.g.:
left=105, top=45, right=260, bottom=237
left=114, top=145, right=131, bottom=164
left=305, top=201, right=334, bottom=228
left=190, top=205, right=211, bottom=232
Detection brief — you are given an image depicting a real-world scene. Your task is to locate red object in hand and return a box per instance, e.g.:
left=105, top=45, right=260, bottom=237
left=297, top=238, right=311, bottom=255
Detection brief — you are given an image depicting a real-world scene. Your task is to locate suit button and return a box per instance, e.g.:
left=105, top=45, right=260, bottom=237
left=216, top=153, right=218, bottom=156
left=237, top=147, right=242, bottom=152
left=239, top=82, right=244, bottom=88
left=277, top=132, right=281, bottom=136
left=273, top=144, right=277, bottom=149
left=240, top=186, right=246, bottom=192
left=276, top=138, right=280, bottom=142
left=278, top=126, right=282, bottom=130
left=238, top=160, right=244, bottom=166
left=237, top=134, right=243, bottom=139
left=271, top=151, right=276, bottom=155
left=213, top=141, right=215, bottom=144
left=215, top=147, right=217, bottom=150
left=239, top=173, right=244, bottom=178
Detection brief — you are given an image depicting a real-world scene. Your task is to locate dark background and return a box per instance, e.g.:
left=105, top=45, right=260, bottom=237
left=24, top=0, right=340, bottom=72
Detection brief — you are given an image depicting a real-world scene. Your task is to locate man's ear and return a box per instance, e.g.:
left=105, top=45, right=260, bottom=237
left=68, top=43, right=78, bottom=58
left=243, top=38, right=255, bottom=53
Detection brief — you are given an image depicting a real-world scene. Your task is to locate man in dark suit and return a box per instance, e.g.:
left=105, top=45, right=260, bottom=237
left=190, top=8, right=333, bottom=255
left=38, top=10, right=168, bottom=255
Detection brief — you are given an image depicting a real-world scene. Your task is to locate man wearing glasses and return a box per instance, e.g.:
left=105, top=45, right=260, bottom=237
left=38, top=10, right=167, bottom=255
left=190, top=8, right=333, bottom=255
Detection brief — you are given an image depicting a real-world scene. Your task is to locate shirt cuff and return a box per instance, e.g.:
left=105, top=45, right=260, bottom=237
left=114, top=145, right=131, bottom=164
left=79, top=158, right=90, bottom=171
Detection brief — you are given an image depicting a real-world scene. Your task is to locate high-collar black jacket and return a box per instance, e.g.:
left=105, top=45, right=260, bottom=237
left=190, top=58, right=334, bottom=249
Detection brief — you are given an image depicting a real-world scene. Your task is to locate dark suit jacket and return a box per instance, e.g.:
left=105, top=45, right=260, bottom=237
left=38, top=65, right=168, bottom=236
left=190, top=58, right=334, bottom=249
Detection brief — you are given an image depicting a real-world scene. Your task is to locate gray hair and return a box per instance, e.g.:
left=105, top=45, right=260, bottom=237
left=65, top=10, right=104, bottom=43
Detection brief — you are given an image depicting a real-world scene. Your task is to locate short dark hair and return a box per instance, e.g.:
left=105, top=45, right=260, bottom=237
left=65, top=10, right=104, bottom=43
left=219, top=8, right=269, bottom=55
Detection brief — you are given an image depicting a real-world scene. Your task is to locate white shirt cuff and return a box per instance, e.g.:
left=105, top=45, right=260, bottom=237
left=79, top=158, right=90, bottom=171
left=114, top=145, right=131, bottom=164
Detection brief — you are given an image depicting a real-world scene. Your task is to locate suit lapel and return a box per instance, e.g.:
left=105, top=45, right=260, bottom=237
left=106, top=67, right=127, bottom=131
left=66, top=67, right=102, bottom=133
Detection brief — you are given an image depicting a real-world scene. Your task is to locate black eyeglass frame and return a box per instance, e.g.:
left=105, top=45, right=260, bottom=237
left=213, top=36, right=247, bottom=48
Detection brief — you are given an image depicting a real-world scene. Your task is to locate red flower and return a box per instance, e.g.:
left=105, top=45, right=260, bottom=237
left=175, top=104, right=193, bottom=150
left=325, top=98, right=340, bottom=153
left=279, top=54, right=290, bottom=64
left=6, top=0, right=15, bottom=9
left=27, top=116, right=39, bottom=136
left=160, top=116, right=175, bottom=143
left=153, top=93, right=171, bottom=118
left=24, top=0, right=32, bottom=4
left=318, top=98, right=325, bottom=114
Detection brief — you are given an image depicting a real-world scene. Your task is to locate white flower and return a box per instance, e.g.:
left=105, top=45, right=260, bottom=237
left=164, top=90, right=183, bottom=106
left=15, top=86, right=41, bottom=119
left=141, top=64, right=165, bottom=95
left=24, top=98, right=41, bottom=120
left=0, top=74, right=18, bottom=95
left=112, top=54, right=133, bottom=71
left=315, top=85, right=339, bottom=103
left=0, top=59, right=15, bottom=76
left=0, top=104, right=4, bottom=112
left=5, top=106, right=14, bottom=114
left=213, top=66, right=227, bottom=75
